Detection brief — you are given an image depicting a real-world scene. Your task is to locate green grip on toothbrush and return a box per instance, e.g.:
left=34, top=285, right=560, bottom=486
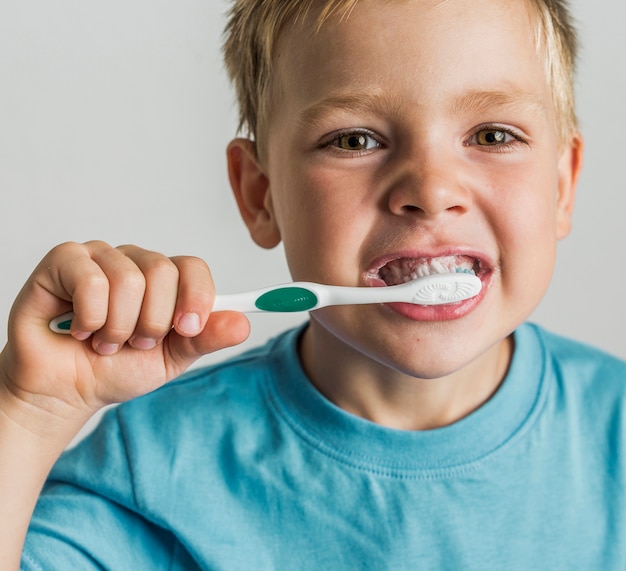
left=54, top=318, right=73, bottom=331
left=254, top=287, right=318, bottom=312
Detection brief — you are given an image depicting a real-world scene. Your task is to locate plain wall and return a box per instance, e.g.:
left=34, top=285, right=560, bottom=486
left=1, top=0, right=624, bottom=421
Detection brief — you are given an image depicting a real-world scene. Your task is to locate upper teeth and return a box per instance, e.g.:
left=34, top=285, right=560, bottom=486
left=379, top=255, right=477, bottom=285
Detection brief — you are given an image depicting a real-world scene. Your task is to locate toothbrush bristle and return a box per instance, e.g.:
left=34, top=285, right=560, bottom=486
left=410, top=274, right=481, bottom=305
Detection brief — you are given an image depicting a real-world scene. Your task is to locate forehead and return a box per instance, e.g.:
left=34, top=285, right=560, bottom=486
left=271, top=0, right=553, bottom=125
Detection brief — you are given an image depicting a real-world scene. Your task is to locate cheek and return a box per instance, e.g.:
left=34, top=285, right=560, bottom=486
left=478, top=161, right=560, bottom=287
left=486, top=161, right=560, bottom=243
left=275, top=167, right=375, bottom=282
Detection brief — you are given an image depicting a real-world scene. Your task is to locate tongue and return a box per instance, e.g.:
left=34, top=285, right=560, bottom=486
left=379, top=255, right=476, bottom=286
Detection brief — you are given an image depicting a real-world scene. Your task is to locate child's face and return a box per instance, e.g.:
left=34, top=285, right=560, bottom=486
left=232, top=0, right=582, bottom=380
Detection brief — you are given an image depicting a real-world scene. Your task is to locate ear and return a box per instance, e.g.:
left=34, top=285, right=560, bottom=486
left=555, top=131, right=584, bottom=240
left=227, top=138, right=281, bottom=249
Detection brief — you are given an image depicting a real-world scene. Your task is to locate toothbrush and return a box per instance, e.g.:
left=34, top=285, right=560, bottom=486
left=49, top=272, right=481, bottom=334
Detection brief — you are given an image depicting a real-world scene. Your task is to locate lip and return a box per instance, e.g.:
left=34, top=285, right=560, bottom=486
left=364, top=248, right=494, bottom=321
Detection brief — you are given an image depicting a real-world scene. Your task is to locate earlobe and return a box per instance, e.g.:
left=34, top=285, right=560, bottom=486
left=556, top=132, right=584, bottom=240
left=227, top=138, right=281, bottom=249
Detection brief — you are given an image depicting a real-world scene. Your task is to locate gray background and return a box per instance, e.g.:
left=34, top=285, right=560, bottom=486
left=1, top=0, right=623, bottom=377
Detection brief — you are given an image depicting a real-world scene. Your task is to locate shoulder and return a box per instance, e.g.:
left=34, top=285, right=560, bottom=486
left=525, top=322, right=626, bottom=412
left=528, top=322, right=626, bottom=379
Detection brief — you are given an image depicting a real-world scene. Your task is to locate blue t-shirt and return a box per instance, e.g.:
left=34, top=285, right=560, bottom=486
left=22, top=323, right=626, bottom=570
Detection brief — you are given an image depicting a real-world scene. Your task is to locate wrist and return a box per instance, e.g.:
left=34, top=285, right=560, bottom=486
left=0, top=358, right=92, bottom=448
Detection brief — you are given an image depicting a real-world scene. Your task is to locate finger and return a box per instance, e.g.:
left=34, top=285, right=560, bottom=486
left=117, top=246, right=180, bottom=350
left=169, top=256, right=215, bottom=338
left=165, top=310, right=251, bottom=371
left=34, top=242, right=111, bottom=339
left=87, top=243, right=147, bottom=354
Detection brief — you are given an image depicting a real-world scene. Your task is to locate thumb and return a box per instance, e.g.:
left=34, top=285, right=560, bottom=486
left=165, top=311, right=251, bottom=370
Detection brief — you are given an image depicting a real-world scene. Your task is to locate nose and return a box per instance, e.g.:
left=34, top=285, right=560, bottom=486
left=386, top=149, right=472, bottom=218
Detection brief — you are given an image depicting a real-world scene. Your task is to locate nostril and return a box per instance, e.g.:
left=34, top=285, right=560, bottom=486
left=402, top=202, right=467, bottom=215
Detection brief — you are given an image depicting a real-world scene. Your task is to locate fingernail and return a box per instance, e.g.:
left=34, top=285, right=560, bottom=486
left=94, top=342, right=120, bottom=356
left=178, top=313, right=201, bottom=335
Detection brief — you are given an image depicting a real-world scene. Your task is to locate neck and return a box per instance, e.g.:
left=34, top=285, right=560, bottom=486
left=299, top=322, right=513, bottom=431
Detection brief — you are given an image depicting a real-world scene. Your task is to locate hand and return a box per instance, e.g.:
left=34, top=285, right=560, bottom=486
left=0, top=241, right=250, bottom=432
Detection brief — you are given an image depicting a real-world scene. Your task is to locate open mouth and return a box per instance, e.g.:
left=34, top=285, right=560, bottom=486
left=378, top=255, right=482, bottom=286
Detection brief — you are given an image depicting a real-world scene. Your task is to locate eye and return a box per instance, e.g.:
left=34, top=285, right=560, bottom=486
left=468, top=126, right=524, bottom=150
left=476, top=129, right=508, bottom=145
left=329, top=130, right=381, bottom=152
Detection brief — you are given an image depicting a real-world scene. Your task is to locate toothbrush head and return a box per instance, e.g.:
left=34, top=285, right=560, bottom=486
left=410, top=273, right=482, bottom=305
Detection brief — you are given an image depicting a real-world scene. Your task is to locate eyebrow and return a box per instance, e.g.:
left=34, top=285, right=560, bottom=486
left=451, top=88, right=548, bottom=118
left=297, top=90, right=400, bottom=129
left=297, top=87, right=548, bottom=128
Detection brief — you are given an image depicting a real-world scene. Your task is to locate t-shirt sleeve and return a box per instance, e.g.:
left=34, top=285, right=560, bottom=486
left=21, top=407, right=178, bottom=570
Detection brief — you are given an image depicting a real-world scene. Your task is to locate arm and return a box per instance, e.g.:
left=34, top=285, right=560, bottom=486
left=0, top=241, right=250, bottom=569
left=0, top=385, right=88, bottom=570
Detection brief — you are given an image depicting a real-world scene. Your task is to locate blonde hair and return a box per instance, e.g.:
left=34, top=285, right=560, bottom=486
left=223, top=0, right=579, bottom=150
left=528, top=0, right=579, bottom=142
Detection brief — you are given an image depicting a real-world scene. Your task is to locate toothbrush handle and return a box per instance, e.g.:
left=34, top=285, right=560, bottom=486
left=212, top=292, right=270, bottom=313
left=213, top=283, right=321, bottom=313
left=48, top=284, right=317, bottom=334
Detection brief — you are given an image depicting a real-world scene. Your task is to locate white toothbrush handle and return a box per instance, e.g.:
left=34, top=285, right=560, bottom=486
left=211, top=288, right=308, bottom=312
left=214, top=274, right=481, bottom=311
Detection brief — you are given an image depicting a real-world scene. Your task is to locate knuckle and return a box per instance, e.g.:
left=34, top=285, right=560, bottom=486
left=145, top=257, right=180, bottom=282
left=47, top=240, right=114, bottom=262
left=187, top=256, right=210, bottom=272
left=46, top=241, right=83, bottom=261
left=177, top=258, right=213, bottom=297
left=84, top=239, right=113, bottom=253
left=173, top=255, right=210, bottom=274
left=115, top=243, right=140, bottom=256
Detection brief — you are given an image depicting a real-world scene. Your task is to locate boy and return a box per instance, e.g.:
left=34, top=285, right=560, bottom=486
left=2, top=0, right=624, bottom=568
